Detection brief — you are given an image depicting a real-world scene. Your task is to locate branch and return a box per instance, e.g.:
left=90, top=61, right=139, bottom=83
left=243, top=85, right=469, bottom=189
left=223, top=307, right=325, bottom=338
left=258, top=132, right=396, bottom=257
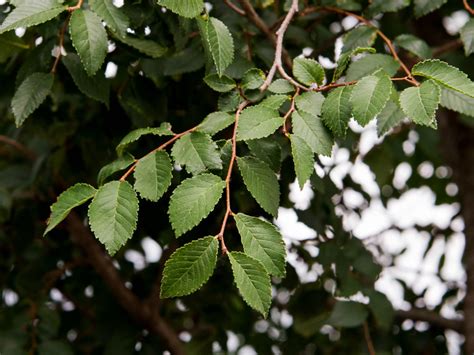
left=464, top=0, right=474, bottom=15
left=65, top=212, right=185, bottom=355
left=0, top=135, right=37, bottom=161
left=433, top=39, right=463, bottom=57
left=224, top=0, right=246, bottom=16
left=237, top=0, right=293, bottom=69
left=396, top=309, right=463, bottom=332
left=363, top=322, right=376, bottom=355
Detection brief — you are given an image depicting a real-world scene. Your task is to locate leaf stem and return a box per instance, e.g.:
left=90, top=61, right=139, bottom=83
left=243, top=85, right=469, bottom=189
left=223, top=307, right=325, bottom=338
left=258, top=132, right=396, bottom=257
left=363, top=322, right=376, bottom=355
left=282, top=88, right=299, bottom=136
left=51, top=15, right=71, bottom=74
left=217, top=100, right=250, bottom=254
left=67, top=0, right=84, bottom=12
left=464, top=0, right=474, bottom=15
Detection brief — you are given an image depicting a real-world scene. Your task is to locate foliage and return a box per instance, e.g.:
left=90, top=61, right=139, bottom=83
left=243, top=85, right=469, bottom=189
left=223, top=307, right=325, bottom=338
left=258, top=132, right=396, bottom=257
left=0, top=0, right=473, bottom=353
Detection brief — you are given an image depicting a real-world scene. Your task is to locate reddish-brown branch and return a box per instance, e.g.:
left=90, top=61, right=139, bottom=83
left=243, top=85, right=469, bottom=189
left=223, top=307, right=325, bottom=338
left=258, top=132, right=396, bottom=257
left=217, top=100, right=250, bottom=254
left=282, top=88, right=299, bottom=136
left=0, top=135, right=37, bottom=160
left=363, top=322, right=376, bottom=355
left=464, top=0, right=474, bottom=15
left=224, top=0, right=246, bottom=16
left=51, top=15, right=71, bottom=74
left=119, top=126, right=197, bottom=182
left=67, top=0, right=84, bottom=12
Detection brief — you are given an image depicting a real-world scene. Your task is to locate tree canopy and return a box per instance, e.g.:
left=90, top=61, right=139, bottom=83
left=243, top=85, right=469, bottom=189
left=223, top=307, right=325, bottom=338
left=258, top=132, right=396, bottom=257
left=1, top=0, right=474, bottom=354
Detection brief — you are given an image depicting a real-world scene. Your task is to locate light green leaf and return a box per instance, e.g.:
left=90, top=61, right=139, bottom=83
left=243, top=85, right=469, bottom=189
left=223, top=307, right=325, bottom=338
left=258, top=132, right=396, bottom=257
left=63, top=53, right=110, bottom=105
left=168, top=173, right=225, bottom=237
left=413, top=0, right=447, bottom=18
left=290, top=135, right=314, bottom=189
left=234, top=213, right=286, bottom=277
left=268, top=79, right=295, bottom=94
left=460, top=19, right=474, bottom=56
left=377, top=100, right=405, bottom=136
left=70, top=9, right=108, bottom=76
left=237, top=156, right=279, bottom=217
left=116, top=123, right=173, bottom=156
left=295, top=91, right=325, bottom=118
left=161, top=236, right=218, bottom=298
left=228, top=252, right=271, bottom=317
left=292, top=111, right=333, bottom=156
left=342, top=26, right=377, bottom=53
left=11, top=72, right=53, bottom=127
left=114, top=35, right=167, bottom=58
left=346, top=53, right=400, bottom=81
left=97, top=154, right=135, bottom=185
left=204, top=73, right=236, bottom=92
left=134, top=150, right=172, bottom=201
left=321, top=86, right=353, bottom=137
left=205, top=17, right=234, bottom=77
left=293, top=57, right=325, bottom=86
left=241, top=68, right=265, bottom=90
left=236, top=105, right=284, bottom=141
left=197, top=111, right=234, bottom=135
left=0, top=0, right=66, bottom=34
left=351, top=70, right=392, bottom=126
left=44, top=184, right=97, bottom=235
left=366, top=0, right=410, bottom=16
left=157, top=0, right=203, bottom=18
left=89, top=0, right=129, bottom=36
left=394, top=34, right=432, bottom=59
left=327, top=301, right=368, bottom=328
left=246, top=138, right=281, bottom=172
left=440, top=88, right=474, bottom=117
left=399, top=79, right=440, bottom=126
left=88, top=181, right=139, bottom=255
left=171, top=132, right=222, bottom=175
left=333, top=47, right=375, bottom=81
left=259, top=94, right=289, bottom=109
left=412, top=59, right=474, bottom=98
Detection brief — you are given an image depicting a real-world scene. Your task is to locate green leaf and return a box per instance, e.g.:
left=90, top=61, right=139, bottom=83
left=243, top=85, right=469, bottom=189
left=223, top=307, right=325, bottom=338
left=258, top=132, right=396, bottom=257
left=351, top=70, right=392, bottom=126
left=290, top=135, right=314, bottom=189
left=0, top=32, right=29, bottom=63
left=399, top=79, right=440, bottom=126
left=366, top=0, right=410, bottom=16
left=168, top=173, right=225, bottom=237
left=234, top=213, right=286, bottom=277
left=460, top=19, right=474, bottom=56
left=295, top=91, right=325, bottom=118
left=440, top=88, right=474, bottom=117
left=134, top=151, right=172, bottom=202
left=203, top=73, right=236, bottom=92
left=197, top=111, right=234, bottom=135
left=88, top=181, right=139, bottom=255
left=342, top=26, right=377, bottom=53
left=204, top=17, right=234, bottom=77
left=171, top=132, right=222, bottom=175
left=292, top=111, right=333, bottom=156
left=236, top=105, right=284, bottom=141
left=63, top=53, right=110, bottom=105
left=70, top=9, right=108, bottom=76
left=237, top=156, right=279, bottom=217
left=116, top=123, right=173, bottom=156
left=241, top=68, right=265, bottom=90
left=114, top=35, right=167, bottom=58
left=268, top=79, right=295, bottom=94
left=412, top=59, right=474, bottom=98
left=157, top=0, right=203, bottom=18
left=228, top=252, right=271, bottom=317
left=377, top=100, right=405, bottom=136
left=44, top=184, right=97, bottom=235
left=97, top=154, right=135, bottom=185
left=0, top=0, right=66, bottom=34
left=327, top=301, right=368, bottom=328
left=333, top=47, right=375, bottom=81
left=321, top=86, right=353, bottom=137
left=346, top=53, right=400, bottom=81
left=89, top=0, right=129, bottom=36
left=394, top=34, right=432, bottom=59
left=161, top=236, right=218, bottom=298
left=259, top=94, right=289, bottom=109
left=246, top=138, right=282, bottom=172
left=413, top=0, right=447, bottom=18
left=293, top=57, right=325, bottom=86
left=11, top=72, right=53, bottom=127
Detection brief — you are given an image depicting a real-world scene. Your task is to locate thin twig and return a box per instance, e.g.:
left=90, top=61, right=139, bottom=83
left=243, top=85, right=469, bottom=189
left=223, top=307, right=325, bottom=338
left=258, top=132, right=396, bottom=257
left=217, top=100, right=250, bottom=254
left=0, top=135, right=37, bottom=160
left=282, top=88, right=299, bottom=136
left=51, top=15, right=71, bottom=74
left=260, top=0, right=305, bottom=91
left=464, top=0, right=474, bottom=15
left=119, top=126, right=197, bottom=182
left=67, top=0, right=84, bottom=12
left=224, top=0, right=246, bottom=16
left=363, top=322, right=376, bottom=355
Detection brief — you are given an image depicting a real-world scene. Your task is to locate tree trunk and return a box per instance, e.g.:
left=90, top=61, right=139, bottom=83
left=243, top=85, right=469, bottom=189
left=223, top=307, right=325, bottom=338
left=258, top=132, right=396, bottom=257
left=439, top=111, right=474, bottom=353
